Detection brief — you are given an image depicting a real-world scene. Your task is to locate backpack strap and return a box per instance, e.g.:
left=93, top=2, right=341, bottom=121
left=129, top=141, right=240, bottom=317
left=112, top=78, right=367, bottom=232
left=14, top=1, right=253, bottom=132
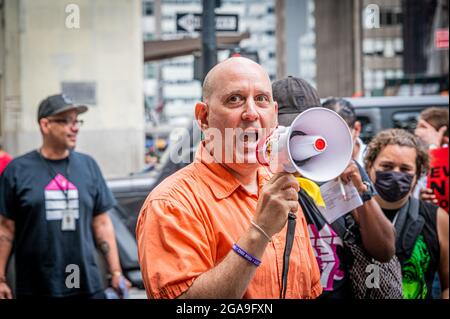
left=395, top=198, right=425, bottom=264
left=330, top=213, right=358, bottom=245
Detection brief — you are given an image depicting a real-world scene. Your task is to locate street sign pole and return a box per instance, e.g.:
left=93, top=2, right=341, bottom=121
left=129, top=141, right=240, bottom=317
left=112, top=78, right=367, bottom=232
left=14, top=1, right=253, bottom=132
left=201, top=0, right=217, bottom=83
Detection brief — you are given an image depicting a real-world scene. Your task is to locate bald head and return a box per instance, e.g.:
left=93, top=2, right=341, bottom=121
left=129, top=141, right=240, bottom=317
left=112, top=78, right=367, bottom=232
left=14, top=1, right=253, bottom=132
left=195, top=56, right=277, bottom=168
left=202, top=57, right=271, bottom=103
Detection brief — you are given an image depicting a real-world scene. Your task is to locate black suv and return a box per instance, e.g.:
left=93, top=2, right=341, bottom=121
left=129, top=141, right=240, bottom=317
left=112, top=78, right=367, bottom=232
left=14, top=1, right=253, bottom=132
left=344, top=95, right=449, bottom=144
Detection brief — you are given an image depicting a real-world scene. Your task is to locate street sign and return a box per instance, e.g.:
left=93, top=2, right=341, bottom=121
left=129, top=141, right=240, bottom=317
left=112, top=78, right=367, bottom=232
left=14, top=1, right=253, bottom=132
left=435, top=29, right=449, bottom=49
left=176, top=13, right=239, bottom=33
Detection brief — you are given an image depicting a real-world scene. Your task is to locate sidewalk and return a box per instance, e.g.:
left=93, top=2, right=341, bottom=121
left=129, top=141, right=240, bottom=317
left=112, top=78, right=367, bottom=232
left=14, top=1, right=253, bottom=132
left=128, top=288, right=147, bottom=299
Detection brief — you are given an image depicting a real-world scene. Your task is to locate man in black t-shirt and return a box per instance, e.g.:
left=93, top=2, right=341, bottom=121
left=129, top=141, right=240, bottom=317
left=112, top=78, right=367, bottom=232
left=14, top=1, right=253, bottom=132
left=0, top=94, right=130, bottom=298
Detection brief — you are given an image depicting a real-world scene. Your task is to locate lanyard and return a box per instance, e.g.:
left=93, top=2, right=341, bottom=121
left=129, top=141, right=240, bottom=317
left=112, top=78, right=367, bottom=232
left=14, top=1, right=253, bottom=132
left=280, top=212, right=297, bottom=299
left=392, top=212, right=400, bottom=226
left=38, top=149, right=71, bottom=206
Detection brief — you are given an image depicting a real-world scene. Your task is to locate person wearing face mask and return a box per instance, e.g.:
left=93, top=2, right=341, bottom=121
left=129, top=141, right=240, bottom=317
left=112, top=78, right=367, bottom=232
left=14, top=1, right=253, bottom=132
left=365, top=128, right=449, bottom=299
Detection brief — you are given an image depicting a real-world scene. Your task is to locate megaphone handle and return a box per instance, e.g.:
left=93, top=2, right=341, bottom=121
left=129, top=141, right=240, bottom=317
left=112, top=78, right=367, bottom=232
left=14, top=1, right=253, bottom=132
left=280, top=212, right=297, bottom=299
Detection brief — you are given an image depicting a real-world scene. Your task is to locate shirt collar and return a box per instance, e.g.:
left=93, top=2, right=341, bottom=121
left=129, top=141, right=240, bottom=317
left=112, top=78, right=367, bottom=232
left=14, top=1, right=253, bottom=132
left=194, top=142, right=271, bottom=200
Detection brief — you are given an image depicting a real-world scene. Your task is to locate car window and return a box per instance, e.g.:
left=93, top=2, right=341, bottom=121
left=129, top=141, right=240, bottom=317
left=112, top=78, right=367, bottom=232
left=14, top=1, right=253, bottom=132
left=356, top=115, right=375, bottom=144
left=392, top=111, right=421, bottom=133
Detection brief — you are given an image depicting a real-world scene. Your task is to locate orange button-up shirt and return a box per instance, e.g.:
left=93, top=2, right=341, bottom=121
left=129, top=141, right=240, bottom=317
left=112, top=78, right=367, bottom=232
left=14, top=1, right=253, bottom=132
left=136, top=143, right=322, bottom=299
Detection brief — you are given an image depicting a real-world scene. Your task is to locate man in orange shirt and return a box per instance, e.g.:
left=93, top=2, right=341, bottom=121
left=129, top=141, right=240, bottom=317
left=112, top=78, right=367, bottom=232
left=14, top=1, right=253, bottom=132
left=136, top=57, right=322, bottom=299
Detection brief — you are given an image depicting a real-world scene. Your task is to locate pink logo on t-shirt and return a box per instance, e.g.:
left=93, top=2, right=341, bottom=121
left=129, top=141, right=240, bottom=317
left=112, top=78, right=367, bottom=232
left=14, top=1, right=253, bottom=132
left=44, top=174, right=79, bottom=221
left=45, top=174, right=77, bottom=191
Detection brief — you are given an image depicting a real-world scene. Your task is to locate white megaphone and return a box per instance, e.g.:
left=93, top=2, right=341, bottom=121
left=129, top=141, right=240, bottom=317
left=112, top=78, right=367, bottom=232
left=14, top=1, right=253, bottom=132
left=257, top=107, right=353, bottom=182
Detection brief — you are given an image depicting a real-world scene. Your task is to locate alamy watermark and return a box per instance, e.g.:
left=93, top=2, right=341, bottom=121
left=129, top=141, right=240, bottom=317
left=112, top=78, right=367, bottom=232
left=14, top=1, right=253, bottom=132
left=364, top=4, right=380, bottom=29
left=65, top=4, right=80, bottom=29
left=365, top=264, right=380, bottom=289
left=167, top=122, right=277, bottom=166
left=65, top=264, right=80, bottom=289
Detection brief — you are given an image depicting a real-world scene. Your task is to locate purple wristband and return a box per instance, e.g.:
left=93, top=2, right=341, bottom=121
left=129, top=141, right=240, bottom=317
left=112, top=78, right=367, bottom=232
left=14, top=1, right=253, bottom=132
left=232, top=243, right=261, bottom=267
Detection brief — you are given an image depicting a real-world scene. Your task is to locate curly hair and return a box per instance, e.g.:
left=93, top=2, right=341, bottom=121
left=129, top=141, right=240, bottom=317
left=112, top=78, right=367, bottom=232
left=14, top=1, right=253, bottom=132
left=364, top=129, right=429, bottom=180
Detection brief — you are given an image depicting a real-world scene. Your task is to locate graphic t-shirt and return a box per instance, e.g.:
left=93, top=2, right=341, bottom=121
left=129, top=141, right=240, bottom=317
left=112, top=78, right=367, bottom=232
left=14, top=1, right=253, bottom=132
left=308, top=221, right=347, bottom=295
left=402, top=234, right=431, bottom=299
left=0, top=150, right=116, bottom=297
left=383, top=199, right=440, bottom=299
left=297, top=178, right=350, bottom=298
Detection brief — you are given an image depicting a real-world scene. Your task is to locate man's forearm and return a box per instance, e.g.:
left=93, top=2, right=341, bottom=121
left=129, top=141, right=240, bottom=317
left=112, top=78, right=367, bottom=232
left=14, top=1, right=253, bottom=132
left=354, top=199, right=396, bottom=262
left=92, top=215, right=122, bottom=274
left=178, top=227, right=269, bottom=299
left=0, top=227, right=14, bottom=278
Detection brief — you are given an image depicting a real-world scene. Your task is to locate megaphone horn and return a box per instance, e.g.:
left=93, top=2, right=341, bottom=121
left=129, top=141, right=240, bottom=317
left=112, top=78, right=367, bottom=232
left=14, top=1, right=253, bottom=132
left=257, top=107, right=353, bottom=182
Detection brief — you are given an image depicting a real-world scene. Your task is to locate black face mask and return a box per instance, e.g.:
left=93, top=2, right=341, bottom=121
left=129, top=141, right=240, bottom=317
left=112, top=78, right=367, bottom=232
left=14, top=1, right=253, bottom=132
left=374, top=171, right=414, bottom=202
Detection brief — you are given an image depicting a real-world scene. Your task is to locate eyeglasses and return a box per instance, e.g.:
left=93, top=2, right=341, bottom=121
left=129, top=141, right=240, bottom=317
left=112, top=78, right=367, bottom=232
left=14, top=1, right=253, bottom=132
left=48, top=118, right=84, bottom=127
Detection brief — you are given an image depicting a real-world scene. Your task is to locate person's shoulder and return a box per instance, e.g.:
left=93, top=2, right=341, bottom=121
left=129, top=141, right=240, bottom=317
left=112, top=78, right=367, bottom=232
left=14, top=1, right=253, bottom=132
left=149, top=162, right=207, bottom=202
left=6, top=150, right=38, bottom=167
left=418, top=199, right=440, bottom=225
left=419, top=199, right=439, bottom=212
left=1, top=152, right=13, bottom=161
left=70, top=151, right=102, bottom=169
left=70, top=152, right=109, bottom=183
left=70, top=150, right=95, bottom=162
left=0, top=150, right=38, bottom=179
left=139, top=162, right=210, bottom=225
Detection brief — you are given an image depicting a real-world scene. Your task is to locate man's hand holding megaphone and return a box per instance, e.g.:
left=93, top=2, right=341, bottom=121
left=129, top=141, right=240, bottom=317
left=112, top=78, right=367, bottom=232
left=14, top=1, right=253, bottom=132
left=253, top=173, right=300, bottom=239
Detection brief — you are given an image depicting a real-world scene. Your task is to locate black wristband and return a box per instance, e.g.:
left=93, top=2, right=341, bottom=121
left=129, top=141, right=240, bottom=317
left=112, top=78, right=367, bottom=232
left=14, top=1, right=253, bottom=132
left=360, top=181, right=374, bottom=202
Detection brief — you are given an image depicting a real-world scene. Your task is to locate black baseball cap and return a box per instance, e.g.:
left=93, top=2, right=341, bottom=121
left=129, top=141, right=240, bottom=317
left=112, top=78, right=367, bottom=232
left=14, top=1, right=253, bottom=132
left=37, top=94, right=88, bottom=122
left=272, top=76, right=321, bottom=126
